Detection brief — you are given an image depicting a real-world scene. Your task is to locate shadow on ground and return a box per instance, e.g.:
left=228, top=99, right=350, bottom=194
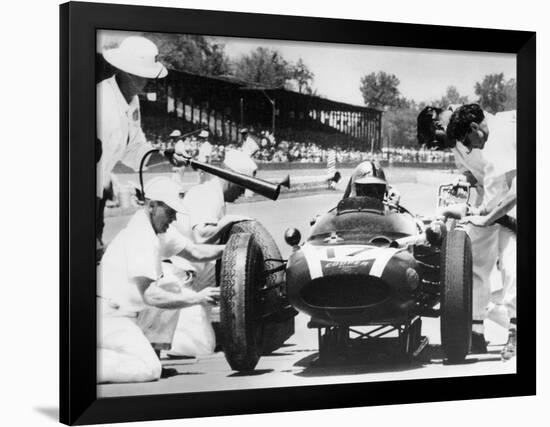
left=292, top=343, right=503, bottom=377
left=293, top=352, right=426, bottom=377
left=228, top=369, right=274, bottom=378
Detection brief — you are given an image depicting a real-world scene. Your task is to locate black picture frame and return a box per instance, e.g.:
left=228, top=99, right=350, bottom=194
left=60, top=1, right=536, bottom=424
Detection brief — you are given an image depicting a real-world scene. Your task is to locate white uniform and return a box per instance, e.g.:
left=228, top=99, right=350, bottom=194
left=156, top=178, right=226, bottom=357
left=482, top=112, right=517, bottom=321
left=97, top=210, right=163, bottom=383
left=197, top=140, right=213, bottom=163
left=96, top=76, right=152, bottom=198
left=184, top=178, right=226, bottom=228
left=451, top=111, right=517, bottom=325
left=242, top=135, right=259, bottom=157
left=451, top=142, right=498, bottom=323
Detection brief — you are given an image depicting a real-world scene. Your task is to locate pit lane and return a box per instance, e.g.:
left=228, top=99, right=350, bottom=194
left=98, top=168, right=515, bottom=397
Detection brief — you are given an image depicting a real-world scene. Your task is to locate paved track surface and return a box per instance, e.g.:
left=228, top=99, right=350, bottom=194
left=99, top=169, right=515, bottom=398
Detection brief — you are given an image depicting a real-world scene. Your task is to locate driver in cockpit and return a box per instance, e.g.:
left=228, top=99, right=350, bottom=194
left=343, top=161, right=400, bottom=204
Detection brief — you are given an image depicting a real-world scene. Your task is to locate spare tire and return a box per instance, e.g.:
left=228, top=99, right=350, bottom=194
left=220, top=232, right=263, bottom=371
left=440, top=227, right=473, bottom=363
left=218, top=220, right=296, bottom=354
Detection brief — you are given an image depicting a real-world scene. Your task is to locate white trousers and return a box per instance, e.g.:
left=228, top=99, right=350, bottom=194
left=492, top=228, right=517, bottom=320
left=97, top=301, right=162, bottom=383
left=169, top=261, right=217, bottom=357
left=467, top=224, right=516, bottom=323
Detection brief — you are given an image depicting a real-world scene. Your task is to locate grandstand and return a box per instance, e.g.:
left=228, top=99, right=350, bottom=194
left=96, top=53, right=382, bottom=151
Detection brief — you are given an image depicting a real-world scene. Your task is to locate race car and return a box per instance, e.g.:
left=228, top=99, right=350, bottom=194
left=284, top=191, right=472, bottom=364
left=217, top=184, right=473, bottom=370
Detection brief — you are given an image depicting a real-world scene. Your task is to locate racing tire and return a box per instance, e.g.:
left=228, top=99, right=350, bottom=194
left=219, top=232, right=263, bottom=371
left=440, top=227, right=473, bottom=363
left=218, top=220, right=295, bottom=354
left=219, top=220, right=284, bottom=294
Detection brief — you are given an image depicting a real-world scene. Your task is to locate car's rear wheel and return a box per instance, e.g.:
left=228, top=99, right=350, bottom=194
left=440, top=227, right=473, bottom=363
left=219, top=232, right=263, bottom=371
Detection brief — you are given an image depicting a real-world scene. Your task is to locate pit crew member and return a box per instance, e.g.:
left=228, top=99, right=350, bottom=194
left=97, top=36, right=185, bottom=254
left=447, top=104, right=517, bottom=361
left=97, top=177, right=220, bottom=383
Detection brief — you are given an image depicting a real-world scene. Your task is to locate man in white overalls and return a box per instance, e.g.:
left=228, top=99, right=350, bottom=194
left=448, top=105, right=517, bottom=361
left=97, top=177, right=221, bottom=383
left=417, top=105, right=515, bottom=355
left=161, top=149, right=257, bottom=357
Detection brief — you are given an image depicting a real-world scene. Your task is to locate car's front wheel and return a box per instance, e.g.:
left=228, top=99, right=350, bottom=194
left=440, top=227, right=473, bottom=363
left=219, top=232, right=263, bottom=371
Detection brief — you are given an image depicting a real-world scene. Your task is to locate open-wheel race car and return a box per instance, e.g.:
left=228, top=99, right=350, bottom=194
left=216, top=182, right=474, bottom=370
left=284, top=190, right=473, bottom=365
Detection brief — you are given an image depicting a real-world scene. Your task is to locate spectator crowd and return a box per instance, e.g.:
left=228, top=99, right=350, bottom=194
left=146, top=127, right=455, bottom=165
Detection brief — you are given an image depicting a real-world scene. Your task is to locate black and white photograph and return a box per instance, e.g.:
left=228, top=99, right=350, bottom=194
left=95, top=27, right=519, bottom=398
left=3, top=0, right=547, bottom=424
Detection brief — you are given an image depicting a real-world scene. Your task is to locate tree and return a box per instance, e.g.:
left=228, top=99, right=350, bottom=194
left=474, top=73, right=511, bottom=114
left=359, top=71, right=401, bottom=110
left=382, top=102, right=420, bottom=148
left=232, top=47, right=293, bottom=88
left=290, top=58, right=315, bottom=94
left=503, top=78, right=517, bottom=111
left=141, top=33, right=230, bottom=76
left=438, top=85, right=469, bottom=107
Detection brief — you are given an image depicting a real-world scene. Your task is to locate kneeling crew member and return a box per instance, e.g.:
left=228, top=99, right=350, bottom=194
left=97, top=177, right=220, bottom=383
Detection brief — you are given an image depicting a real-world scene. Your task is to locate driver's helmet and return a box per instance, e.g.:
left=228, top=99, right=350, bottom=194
left=349, top=161, right=387, bottom=200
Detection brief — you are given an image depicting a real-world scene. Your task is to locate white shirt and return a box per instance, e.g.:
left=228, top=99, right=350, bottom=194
left=97, top=76, right=152, bottom=197
left=197, top=140, right=213, bottom=162
left=158, top=178, right=225, bottom=254
left=452, top=142, right=487, bottom=206
left=158, top=221, right=192, bottom=258
left=99, top=210, right=161, bottom=315
left=242, top=136, right=259, bottom=157
left=183, top=178, right=226, bottom=229
left=482, top=111, right=517, bottom=216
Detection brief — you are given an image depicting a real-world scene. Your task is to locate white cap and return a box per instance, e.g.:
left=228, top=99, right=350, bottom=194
left=169, top=129, right=181, bottom=137
left=103, top=36, right=168, bottom=79
left=223, top=149, right=257, bottom=176
left=198, top=130, right=209, bottom=138
left=144, top=177, right=186, bottom=213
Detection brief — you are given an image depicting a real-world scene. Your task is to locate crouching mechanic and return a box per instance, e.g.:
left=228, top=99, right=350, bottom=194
left=447, top=105, right=517, bottom=361
left=161, top=149, right=259, bottom=357
left=342, top=160, right=400, bottom=203
left=97, top=177, right=222, bottom=383
left=180, top=148, right=258, bottom=244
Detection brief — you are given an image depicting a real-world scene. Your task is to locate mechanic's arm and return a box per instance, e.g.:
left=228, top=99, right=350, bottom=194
left=121, top=129, right=156, bottom=170
left=191, top=222, right=226, bottom=244
left=175, top=242, right=225, bottom=263
left=461, top=173, right=516, bottom=227
left=192, top=215, right=250, bottom=244
left=134, top=276, right=219, bottom=309
left=481, top=190, right=517, bottom=225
